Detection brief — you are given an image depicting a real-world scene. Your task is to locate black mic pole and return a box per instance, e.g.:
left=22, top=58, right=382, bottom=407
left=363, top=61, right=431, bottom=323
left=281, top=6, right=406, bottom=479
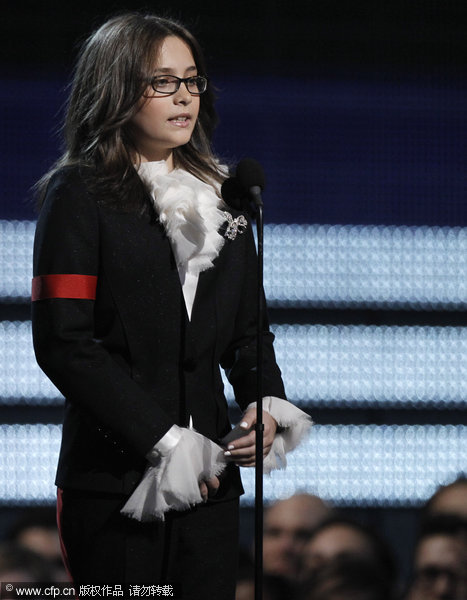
left=223, top=163, right=265, bottom=600
left=249, top=183, right=264, bottom=600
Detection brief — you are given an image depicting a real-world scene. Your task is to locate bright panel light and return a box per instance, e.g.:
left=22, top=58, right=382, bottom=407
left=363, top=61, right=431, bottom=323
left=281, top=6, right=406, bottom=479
left=2, top=321, right=465, bottom=408
left=2, top=221, right=466, bottom=309
left=1, top=424, right=465, bottom=507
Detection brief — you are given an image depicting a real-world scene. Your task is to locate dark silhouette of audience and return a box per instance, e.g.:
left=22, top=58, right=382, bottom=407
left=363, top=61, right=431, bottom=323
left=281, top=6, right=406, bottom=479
left=262, top=493, right=333, bottom=581
left=3, top=507, right=67, bottom=582
left=300, top=516, right=398, bottom=598
left=3, top=476, right=467, bottom=598
left=423, top=476, right=467, bottom=521
left=298, top=555, right=395, bottom=600
left=405, top=513, right=467, bottom=600
left=0, top=542, right=55, bottom=583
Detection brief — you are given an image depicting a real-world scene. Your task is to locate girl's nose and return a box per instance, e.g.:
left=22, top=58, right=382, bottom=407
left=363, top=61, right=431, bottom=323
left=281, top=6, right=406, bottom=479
left=173, top=83, right=192, bottom=105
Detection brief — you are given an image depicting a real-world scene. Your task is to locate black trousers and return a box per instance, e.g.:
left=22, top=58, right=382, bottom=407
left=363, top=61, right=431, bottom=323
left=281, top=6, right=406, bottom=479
left=57, top=488, right=239, bottom=599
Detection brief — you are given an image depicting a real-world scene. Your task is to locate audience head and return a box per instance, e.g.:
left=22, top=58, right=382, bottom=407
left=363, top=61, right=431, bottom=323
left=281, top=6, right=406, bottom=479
left=6, top=507, right=67, bottom=581
left=263, top=493, right=332, bottom=580
left=406, top=514, right=467, bottom=600
left=236, top=549, right=294, bottom=600
left=298, top=556, right=394, bottom=600
left=0, top=542, right=54, bottom=583
left=7, top=508, right=61, bottom=563
left=301, top=516, right=397, bottom=587
left=424, top=476, right=467, bottom=521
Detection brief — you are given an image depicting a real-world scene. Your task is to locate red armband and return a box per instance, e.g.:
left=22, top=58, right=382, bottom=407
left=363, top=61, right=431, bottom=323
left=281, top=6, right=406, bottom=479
left=31, top=274, right=98, bottom=301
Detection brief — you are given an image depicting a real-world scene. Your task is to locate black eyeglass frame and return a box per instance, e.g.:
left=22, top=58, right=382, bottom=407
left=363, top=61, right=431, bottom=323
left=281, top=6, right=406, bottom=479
left=143, top=75, right=208, bottom=97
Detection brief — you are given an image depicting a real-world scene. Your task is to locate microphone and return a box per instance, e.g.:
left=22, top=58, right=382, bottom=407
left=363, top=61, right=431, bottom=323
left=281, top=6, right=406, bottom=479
left=220, top=176, right=246, bottom=212
left=235, top=158, right=265, bottom=208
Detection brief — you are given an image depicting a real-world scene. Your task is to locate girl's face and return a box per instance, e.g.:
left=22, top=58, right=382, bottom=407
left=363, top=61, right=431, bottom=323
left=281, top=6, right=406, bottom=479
left=130, top=36, right=200, bottom=167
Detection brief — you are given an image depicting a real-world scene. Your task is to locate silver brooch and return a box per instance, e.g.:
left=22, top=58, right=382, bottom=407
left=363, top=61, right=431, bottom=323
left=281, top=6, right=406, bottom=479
left=223, top=212, right=248, bottom=240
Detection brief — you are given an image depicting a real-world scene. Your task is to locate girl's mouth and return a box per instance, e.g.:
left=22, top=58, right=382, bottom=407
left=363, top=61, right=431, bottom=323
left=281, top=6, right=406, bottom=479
left=169, top=116, right=190, bottom=128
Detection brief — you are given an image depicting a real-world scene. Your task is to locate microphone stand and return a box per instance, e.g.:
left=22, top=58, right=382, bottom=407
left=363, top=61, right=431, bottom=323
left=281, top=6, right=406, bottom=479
left=252, top=191, right=264, bottom=600
left=223, top=168, right=265, bottom=600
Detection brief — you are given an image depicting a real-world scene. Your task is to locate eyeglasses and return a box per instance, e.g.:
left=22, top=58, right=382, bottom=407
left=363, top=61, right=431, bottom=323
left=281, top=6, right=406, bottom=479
left=144, top=75, right=208, bottom=97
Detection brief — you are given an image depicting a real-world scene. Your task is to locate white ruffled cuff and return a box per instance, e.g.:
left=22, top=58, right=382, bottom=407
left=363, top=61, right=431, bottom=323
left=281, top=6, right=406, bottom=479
left=148, top=424, right=183, bottom=457
left=121, top=425, right=226, bottom=522
left=247, top=397, right=313, bottom=474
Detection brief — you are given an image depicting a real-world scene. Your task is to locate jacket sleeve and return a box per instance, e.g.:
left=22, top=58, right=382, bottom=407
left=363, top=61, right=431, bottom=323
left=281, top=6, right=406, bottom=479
left=220, top=217, right=286, bottom=410
left=32, top=169, right=174, bottom=458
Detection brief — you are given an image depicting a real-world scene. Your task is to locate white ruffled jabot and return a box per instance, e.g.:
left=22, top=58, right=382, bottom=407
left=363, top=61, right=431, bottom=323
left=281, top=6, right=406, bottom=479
left=138, top=161, right=226, bottom=277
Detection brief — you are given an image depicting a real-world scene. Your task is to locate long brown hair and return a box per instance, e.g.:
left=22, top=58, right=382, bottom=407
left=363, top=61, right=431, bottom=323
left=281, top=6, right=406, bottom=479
left=37, top=13, right=224, bottom=210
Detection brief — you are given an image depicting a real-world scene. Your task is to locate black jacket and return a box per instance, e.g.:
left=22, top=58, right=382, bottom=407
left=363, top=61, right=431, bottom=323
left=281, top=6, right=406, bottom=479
left=32, top=166, right=286, bottom=500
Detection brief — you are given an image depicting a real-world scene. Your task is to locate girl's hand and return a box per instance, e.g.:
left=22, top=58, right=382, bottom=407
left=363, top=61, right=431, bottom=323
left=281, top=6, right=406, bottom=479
left=223, top=408, right=278, bottom=467
left=199, top=476, right=220, bottom=501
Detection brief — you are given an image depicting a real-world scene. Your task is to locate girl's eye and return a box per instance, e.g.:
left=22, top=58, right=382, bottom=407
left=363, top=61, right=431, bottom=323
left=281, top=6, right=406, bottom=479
left=156, top=78, right=171, bottom=87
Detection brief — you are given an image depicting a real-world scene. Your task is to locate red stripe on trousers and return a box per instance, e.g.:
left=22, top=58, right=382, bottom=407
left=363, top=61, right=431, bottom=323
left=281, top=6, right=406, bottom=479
left=56, top=488, right=75, bottom=585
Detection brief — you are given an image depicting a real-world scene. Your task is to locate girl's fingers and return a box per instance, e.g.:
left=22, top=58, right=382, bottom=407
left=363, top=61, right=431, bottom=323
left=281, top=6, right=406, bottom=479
left=239, top=407, right=257, bottom=430
left=223, top=431, right=254, bottom=458
left=226, top=430, right=255, bottom=450
left=224, top=431, right=274, bottom=458
left=227, top=444, right=274, bottom=465
left=199, top=476, right=220, bottom=501
left=225, top=444, right=255, bottom=459
left=223, top=410, right=278, bottom=466
left=206, top=476, right=220, bottom=496
left=199, top=480, right=208, bottom=501
left=224, top=426, right=274, bottom=451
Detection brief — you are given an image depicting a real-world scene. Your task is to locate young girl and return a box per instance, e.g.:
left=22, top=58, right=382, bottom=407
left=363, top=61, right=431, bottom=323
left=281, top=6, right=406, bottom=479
left=32, top=12, right=311, bottom=599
